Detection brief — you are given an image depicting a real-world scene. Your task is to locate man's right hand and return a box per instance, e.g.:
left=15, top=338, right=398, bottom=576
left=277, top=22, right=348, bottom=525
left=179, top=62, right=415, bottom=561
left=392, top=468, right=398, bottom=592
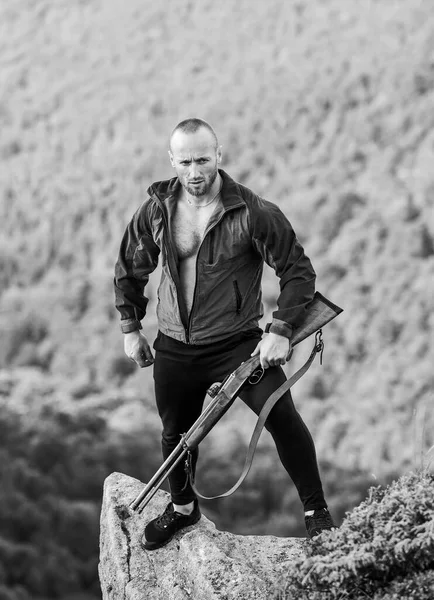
left=124, top=331, right=155, bottom=368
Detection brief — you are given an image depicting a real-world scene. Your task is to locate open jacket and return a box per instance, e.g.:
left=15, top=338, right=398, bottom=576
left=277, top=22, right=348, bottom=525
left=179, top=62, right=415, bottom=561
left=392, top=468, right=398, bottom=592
left=114, top=169, right=316, bottom=345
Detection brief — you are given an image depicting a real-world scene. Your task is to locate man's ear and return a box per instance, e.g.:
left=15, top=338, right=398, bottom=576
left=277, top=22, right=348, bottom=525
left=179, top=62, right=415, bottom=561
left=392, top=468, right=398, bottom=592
left=168, top=150, right=175, bottom=167
left=217, top=145, right=223, bottom=163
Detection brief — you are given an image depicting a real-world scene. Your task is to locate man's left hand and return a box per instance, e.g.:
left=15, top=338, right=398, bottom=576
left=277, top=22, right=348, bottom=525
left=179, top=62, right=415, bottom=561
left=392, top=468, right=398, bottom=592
left=250, top=333, right=293, bottom=369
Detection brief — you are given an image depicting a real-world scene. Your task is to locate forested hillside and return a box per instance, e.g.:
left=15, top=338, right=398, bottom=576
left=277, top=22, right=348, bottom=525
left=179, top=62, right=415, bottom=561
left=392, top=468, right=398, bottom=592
left=1, top=0, right=433, bottom=598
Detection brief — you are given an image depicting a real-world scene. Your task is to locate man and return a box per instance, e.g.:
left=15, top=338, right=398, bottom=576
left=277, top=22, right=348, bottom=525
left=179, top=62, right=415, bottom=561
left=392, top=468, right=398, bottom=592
left=114, top=118, right=335, bottom=550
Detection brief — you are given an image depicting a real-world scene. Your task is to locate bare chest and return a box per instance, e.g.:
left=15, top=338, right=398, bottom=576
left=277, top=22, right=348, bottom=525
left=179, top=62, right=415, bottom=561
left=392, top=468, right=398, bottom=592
left=172, top=205, right=215, bottom=260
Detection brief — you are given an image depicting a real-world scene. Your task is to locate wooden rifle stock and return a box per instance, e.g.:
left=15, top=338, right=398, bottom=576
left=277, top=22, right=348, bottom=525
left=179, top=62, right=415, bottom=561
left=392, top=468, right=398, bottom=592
left=129, top=292, right=342, bottom=513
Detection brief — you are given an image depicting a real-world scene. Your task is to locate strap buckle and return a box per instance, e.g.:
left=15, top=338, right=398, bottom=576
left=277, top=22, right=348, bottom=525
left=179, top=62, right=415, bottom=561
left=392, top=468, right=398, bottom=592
left=315, top=329, right=325, bottom=365
left=181, top=450, right=194, bottom=492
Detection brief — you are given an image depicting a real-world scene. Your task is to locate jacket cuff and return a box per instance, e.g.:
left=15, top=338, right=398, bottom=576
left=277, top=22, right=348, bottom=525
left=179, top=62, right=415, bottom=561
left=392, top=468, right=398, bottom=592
left=264, top=318, right=293, bottom=340
left=120, top=318, right=143, bottom=334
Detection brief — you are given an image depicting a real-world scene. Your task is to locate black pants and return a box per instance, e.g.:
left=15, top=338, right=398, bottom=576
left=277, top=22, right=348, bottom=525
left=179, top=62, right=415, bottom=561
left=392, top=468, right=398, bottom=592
left=152, top=330, right=327, bottom=511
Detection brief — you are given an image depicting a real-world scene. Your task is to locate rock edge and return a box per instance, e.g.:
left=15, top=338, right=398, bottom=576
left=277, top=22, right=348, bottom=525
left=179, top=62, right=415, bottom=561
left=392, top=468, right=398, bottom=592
left=99, top=472, right=306, bottom=600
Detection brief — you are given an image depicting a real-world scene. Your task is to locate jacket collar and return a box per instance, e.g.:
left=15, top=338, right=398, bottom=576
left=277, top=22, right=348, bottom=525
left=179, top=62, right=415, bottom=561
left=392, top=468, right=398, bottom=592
left=147, top=169, right=246, bottom=212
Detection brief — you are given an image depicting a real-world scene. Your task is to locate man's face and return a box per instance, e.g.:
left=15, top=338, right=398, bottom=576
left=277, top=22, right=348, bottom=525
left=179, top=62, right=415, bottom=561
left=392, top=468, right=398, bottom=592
left=169, top=128, right=221, bottom=197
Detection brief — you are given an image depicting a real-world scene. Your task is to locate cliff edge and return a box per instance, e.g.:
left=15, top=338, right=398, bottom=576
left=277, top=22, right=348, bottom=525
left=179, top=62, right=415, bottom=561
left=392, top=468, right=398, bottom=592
left=99, top=472, right=306, bottom=600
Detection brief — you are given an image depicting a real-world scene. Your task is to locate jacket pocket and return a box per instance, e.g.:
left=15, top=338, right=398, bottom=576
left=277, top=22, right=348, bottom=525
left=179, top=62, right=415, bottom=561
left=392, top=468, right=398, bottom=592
left=233, top=280, right=242, bottom=314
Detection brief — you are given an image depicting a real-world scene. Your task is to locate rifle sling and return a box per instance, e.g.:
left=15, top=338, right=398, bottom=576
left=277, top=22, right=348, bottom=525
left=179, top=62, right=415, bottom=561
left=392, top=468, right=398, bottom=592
left=187, top=334, right=323, bottom=500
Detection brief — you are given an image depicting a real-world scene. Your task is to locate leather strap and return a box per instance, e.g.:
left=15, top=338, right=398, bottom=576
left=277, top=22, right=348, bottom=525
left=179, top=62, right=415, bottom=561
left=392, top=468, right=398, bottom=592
left=187, top=331, right=324, bottom=500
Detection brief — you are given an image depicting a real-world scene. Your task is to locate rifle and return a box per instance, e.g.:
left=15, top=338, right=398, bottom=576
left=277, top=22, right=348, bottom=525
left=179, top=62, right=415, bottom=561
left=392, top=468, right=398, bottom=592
left=129, top=292, right=343, bottom=513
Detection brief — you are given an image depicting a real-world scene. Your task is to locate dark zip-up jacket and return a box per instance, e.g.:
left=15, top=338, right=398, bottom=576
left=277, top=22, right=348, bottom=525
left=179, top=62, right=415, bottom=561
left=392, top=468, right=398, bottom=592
left=114, top=169, right=316, bottom=344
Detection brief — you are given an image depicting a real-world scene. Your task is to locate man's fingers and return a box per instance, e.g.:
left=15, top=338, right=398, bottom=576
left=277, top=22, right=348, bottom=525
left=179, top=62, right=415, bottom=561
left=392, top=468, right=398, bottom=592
left=264, top=356, right=286, bottom=368
left=253, top=333, right=291, bottom=369
left=137, top=350, right=154, bottom=368
left=136, top=357, right=153, bottom=368
left=127, top=354, right=143, bottom=365
left=126, top=351, right=154, bottom=368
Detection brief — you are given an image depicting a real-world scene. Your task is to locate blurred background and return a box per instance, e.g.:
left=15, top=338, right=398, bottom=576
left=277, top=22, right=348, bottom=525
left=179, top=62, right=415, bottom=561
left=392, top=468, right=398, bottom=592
left=1, top=0, right=433, bottom=598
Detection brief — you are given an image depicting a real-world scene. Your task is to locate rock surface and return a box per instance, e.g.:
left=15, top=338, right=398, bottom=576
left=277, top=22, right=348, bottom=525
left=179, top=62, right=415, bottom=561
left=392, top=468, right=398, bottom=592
left=99, top=472, right=306, bottom=600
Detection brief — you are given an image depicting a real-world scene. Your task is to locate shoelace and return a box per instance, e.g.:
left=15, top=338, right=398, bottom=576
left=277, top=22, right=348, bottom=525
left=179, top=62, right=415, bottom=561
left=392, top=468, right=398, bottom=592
left=156, top=504, right=191, bottom=528
left=156, top=506, right=178, bottom=528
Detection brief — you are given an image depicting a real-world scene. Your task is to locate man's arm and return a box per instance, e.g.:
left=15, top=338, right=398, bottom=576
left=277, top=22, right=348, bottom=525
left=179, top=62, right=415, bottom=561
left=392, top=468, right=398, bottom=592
left=114, top=201, right=160, bottom=333
left=249, top=197, right=315, bottom=368
left=250, top=196, right=316, bottom=339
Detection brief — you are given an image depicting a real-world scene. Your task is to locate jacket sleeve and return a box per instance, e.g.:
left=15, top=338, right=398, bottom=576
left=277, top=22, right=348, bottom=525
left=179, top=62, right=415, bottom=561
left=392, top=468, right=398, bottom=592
left=114, top=200, right=160, bottom=333
left=250, top=198, right=316, bottom=340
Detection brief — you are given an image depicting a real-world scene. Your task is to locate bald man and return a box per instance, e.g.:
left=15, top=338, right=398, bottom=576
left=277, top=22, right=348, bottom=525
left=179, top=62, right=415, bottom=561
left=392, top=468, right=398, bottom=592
left=114, top=118, right=335, bottom=550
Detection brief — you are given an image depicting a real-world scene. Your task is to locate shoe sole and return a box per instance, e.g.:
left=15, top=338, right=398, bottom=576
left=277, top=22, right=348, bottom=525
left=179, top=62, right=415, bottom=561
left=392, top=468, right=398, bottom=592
left=140, top=512, right=201, bottom=551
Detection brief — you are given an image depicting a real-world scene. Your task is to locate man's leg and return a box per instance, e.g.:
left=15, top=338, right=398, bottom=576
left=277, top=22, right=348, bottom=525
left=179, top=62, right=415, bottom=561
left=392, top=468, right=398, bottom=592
left=153, top=336, right=209, bottom=507
left=141, top=335, right=208, bottom=550
left=201, top=334, right=334, bottom=536
left=204, top=335, right=327, bottom=511
left=239, top=366, right=327, bottom=511
left=154, top=375, right=204, bottom=508
left=151, top=330, right=264, bottom=507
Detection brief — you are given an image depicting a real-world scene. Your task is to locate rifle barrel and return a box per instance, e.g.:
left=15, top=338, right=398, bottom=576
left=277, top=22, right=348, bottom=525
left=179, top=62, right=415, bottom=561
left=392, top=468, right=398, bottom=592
left=136, top=448, right=189, bottom=513
left=129, top=441, right=186, bottom=511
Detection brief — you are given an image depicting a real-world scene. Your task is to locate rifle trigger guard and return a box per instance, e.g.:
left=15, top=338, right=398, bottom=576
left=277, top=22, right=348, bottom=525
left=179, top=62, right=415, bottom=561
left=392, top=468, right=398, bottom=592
left=248, top=366, right=265, bottom=385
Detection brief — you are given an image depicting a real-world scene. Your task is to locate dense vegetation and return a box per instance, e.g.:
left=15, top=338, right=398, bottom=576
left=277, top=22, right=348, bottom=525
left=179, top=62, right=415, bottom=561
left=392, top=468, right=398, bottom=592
left=0, top=376, right=163, bottom=600
left=1, top=0, right=433, bottom=598
left=275, top=470, right=434, bottom=600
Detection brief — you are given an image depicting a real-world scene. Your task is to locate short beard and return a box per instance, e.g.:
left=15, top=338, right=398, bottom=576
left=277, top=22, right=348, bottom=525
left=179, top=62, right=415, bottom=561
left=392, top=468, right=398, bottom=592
left=185, top=168, right=218, bottom=197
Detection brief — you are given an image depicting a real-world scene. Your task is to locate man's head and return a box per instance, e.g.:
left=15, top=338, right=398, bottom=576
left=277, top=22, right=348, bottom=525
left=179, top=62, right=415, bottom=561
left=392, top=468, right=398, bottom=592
left=168, top=118, right=222, bottom=197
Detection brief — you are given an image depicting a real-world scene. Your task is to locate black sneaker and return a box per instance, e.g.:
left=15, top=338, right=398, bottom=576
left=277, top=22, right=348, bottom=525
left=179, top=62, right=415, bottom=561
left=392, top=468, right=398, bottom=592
left=305, top=508, right=336, bottom=538
left=141, top=499, right=201, bottom=551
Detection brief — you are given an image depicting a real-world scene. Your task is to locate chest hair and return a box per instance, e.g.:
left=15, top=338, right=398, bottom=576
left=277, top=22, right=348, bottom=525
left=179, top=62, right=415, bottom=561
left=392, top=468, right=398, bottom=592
left=172, top=204, right=215, bottom=260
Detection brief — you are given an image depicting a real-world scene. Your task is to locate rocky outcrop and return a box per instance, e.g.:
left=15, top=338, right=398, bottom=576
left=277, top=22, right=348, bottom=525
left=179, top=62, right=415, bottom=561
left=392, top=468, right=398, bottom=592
left=99, top=473, right=306, bottom=600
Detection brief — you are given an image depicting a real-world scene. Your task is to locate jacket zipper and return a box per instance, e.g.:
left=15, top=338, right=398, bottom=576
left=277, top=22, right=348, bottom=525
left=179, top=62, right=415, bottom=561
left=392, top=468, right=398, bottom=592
left=233, top=280, right=242, bottom=314
left=186, top=206, right=242, bottom=342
